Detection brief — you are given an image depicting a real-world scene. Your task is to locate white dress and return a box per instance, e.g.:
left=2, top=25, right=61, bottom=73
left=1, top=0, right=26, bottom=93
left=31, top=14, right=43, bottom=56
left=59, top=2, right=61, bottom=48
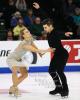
left=6, top=38, right=34, bottom=69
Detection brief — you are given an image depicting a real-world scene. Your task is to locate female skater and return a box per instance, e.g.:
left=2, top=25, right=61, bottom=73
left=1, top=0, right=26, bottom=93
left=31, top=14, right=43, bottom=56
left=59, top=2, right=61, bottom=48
left=7, top=28, right=53, bottom=96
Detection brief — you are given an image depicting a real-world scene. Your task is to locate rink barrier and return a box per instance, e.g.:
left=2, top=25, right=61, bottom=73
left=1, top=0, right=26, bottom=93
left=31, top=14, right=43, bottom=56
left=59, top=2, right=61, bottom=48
left=0, top=66, right=80, bottom=73
left=0, top=40, right=80, bottom=73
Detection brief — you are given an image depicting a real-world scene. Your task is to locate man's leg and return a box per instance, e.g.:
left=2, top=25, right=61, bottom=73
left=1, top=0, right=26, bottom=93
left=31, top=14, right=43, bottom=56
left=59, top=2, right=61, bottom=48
left=57, top=71, right=69, bottom=97
left=49, top=71, right=63, bottom=95
left=48, top=58, right=62, bottom=95
left=57, top=53, right=69, bottom=97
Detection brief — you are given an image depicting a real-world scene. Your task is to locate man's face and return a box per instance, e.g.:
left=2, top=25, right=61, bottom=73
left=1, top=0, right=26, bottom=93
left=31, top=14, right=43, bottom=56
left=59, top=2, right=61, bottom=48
left=43, top=24, right=51, bottom=33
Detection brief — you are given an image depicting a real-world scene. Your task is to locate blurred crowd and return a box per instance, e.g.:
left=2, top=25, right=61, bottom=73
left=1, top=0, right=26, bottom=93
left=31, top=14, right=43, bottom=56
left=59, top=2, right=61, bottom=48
left=0, top=0, right=80, bottom=40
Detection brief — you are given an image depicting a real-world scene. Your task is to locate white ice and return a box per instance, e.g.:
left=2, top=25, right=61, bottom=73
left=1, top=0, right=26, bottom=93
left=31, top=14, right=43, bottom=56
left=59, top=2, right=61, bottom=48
left=0, top=72, right=80, bottom=100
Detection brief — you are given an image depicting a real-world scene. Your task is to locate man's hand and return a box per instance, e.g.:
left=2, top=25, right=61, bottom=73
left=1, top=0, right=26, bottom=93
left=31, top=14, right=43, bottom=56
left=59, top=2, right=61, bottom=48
left=33, top=2, right=40, bottom=9
left=65, top=32, right=73, bottom=37
left=39, top=48, right=56, bottom=57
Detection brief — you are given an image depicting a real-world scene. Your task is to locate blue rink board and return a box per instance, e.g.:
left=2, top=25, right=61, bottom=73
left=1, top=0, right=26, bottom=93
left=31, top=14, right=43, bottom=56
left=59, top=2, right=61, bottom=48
left=0, top=66, right=80, bottom=73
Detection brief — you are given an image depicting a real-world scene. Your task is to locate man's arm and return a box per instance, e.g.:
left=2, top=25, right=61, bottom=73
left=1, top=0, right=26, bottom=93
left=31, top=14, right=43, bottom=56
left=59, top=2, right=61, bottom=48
left=65, top=32, right=73, bottom=37
left=55, top=31, right=73, bottom=39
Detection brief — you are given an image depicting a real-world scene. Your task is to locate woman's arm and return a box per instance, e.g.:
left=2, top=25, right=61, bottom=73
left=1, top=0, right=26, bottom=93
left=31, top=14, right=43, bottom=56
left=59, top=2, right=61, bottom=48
left=31, top=43, right=46, bottom=57
left=23, top=44, right=48, bottom=53
left=47, top=47, right=56, bottom=52
left=32, top=43, right=55, bottom=54
left=31, top=42, right=38, bottom=49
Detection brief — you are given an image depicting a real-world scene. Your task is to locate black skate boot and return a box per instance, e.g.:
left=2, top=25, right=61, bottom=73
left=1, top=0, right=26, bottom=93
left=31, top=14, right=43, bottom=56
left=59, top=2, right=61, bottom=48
left=49, top=86, right=63, bottom=95
left=49, top=72, right=62, bottom=95
left=61, top=90, right=69, bottom=98
left=61, top=85, right=69, bottom=98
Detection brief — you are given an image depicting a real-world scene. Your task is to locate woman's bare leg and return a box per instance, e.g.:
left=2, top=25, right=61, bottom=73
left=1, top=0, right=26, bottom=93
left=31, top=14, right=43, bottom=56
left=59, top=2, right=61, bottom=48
left=9, top=66, right=28, bottom=95
left=16, top=67, right=28, bottom=86
left=11, top=66, right=28, bottom=87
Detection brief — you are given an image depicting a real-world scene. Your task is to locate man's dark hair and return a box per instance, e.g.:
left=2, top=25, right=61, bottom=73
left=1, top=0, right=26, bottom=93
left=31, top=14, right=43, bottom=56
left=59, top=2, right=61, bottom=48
left=42, top=18, right=54, bottom=26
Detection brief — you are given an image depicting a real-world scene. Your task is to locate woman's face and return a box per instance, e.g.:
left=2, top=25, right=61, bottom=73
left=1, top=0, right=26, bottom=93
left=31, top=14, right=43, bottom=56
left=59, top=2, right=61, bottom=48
left=22, top=29, right=32, bottom=39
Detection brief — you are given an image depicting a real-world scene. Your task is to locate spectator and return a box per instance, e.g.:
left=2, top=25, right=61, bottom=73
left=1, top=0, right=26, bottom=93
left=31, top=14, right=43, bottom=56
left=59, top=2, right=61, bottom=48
left=7, top=30, right=13, bottom=40
left=40, top=31, right=48, bottom=40
left=33, top=2, right=77, bottom=39
left=0, top=11, right=7, bottom=40
left=29, top=17, right=43, bottom=39
left=13, top=18, right=26, bottom=40
left=74, top=0, right=80, bottom=7
left=5, top=0, right=17, bottom=29
left=0, top=4, right=6, bottom=29
left=0, top=11, right=5, bottom=20
left=71, top=7, right=80, bottom=38
left=10, top=11, right=22, bottom=28
left=24, top=8, right=35, bottom=27
left=72, top=7, right=80, bottom=26
left=16, top=0, right=27, bottom=12
left=64, top=0, right=76, bottom=16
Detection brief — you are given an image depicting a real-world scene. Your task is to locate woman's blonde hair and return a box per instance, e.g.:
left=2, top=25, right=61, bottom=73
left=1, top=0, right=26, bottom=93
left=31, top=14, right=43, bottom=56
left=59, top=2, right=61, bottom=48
left=20, top=28, right=28, bottom=40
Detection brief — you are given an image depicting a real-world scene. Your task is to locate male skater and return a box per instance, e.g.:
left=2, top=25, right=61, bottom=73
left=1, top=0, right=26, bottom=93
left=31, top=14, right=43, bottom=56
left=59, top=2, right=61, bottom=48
left=42, top=19, right=72, bottom=97
left=33, top=2, right=73, bottom=97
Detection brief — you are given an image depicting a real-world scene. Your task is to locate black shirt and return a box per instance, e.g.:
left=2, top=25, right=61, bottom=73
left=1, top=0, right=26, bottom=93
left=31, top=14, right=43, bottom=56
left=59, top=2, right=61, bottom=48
left=48, top=30, right=65, bottom=51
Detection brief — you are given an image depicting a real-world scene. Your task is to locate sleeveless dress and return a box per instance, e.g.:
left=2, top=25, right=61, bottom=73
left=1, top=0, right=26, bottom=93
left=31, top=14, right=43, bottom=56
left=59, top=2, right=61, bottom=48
left=6, top=38, right=34, bottom=69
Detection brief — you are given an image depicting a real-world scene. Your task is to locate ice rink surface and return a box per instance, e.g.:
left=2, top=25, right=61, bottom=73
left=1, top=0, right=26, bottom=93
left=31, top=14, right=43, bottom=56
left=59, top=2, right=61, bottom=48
left=0, top=72, right=80, bottom=100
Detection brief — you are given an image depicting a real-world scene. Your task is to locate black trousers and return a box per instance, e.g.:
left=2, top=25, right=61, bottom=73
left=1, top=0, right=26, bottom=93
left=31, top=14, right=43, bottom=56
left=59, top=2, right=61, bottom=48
left=49, top=49, right=69, bottom=90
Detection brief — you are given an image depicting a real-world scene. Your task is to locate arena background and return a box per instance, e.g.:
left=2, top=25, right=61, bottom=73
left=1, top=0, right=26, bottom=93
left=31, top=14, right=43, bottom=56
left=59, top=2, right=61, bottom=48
left=0, top=40, right=80, bottom=73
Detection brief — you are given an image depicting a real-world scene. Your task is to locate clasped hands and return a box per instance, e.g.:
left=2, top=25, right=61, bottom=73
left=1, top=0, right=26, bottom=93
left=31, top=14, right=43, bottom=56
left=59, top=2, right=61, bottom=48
left=39, top=48, right=56, bottom=57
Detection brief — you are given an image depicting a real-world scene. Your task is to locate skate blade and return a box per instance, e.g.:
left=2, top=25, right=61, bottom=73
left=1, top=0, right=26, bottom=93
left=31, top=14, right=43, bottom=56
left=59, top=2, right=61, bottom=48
left=14, top=93, right=21, bottom=98
left=49, top=93, right=61, bottom=96
left=9, top=92, right=21, bottom=98
left=61, top=96, right=68, bottom=99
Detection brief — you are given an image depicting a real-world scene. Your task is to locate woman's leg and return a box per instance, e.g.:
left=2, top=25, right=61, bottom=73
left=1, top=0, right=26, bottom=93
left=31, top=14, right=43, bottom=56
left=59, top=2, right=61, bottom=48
left=9, top=66, right=19, bottom=95
left=11, top=66, right=28, bottom=87
left=16, top=67, right=28, bottom=86
left=9, top=66, right=28, bottom=95
left=11, top=66, right=19, bottom=87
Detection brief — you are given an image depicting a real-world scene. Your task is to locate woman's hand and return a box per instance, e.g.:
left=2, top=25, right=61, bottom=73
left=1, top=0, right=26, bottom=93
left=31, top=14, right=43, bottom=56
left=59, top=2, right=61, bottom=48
left=38, top=47, right=56, bottom=56
left=47, top=48, right=56, bottom=52
left=33, top=2, right=40, bottom=9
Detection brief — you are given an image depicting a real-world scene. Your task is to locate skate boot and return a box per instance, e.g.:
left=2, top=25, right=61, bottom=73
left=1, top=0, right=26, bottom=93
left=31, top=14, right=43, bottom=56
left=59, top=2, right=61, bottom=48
left=13, top=87, right=21, bottom=97
left=61, top=90, right=69, bottom=98
left=9, top=86, right=21, bottom=97
left=49, top=72, right=62, bottom=95
left=60, top=84, right=69, bottom=98
left=9, top=86, right=15, bottom=95
left=49, top=86, right=62, bottom=95
left=60, top=87, right=69, bottom=98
